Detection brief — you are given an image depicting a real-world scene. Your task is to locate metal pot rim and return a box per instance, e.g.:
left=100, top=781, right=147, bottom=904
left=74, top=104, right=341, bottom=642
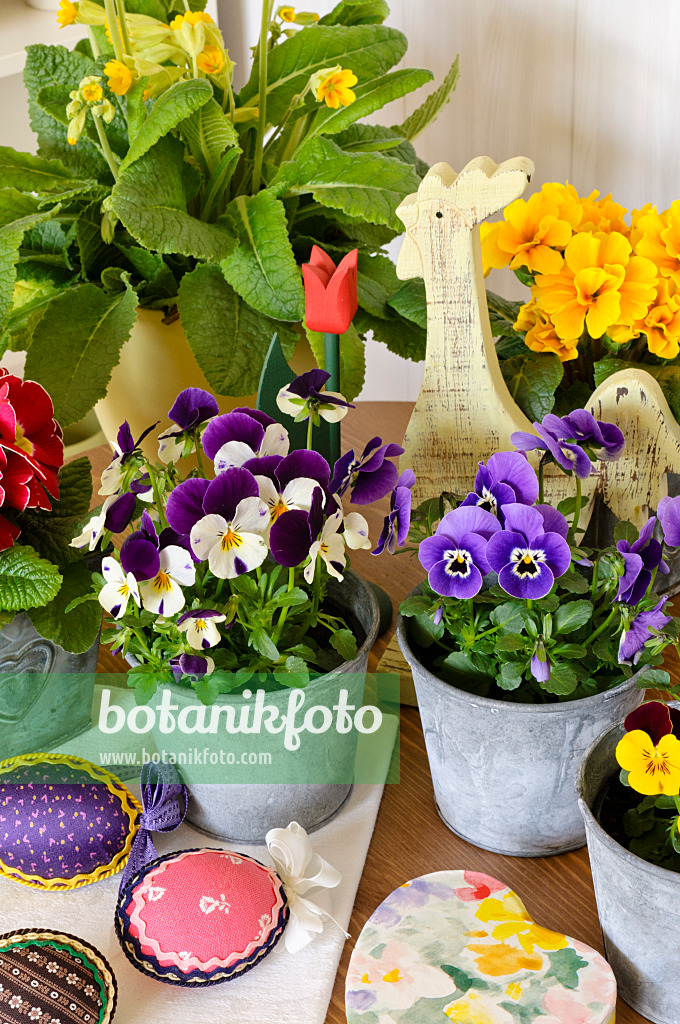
left=396, top=582, right=646, bottom=716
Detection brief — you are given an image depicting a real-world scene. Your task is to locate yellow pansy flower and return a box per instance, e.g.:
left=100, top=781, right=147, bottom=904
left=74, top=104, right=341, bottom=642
left=636, top=201, right=680, bottom=288
left=480, top=192, right=572, bottom=276
left=515, top=300, right=579, bottom=362
left=315, top=68, right=358, bottom=109
left=57, top=0, right=78, bottom=28
left=196, top=44, right=226, bottom=75
left=616, top=728, right=680, bottom=795
left=104, top=59, right=133, bottom=96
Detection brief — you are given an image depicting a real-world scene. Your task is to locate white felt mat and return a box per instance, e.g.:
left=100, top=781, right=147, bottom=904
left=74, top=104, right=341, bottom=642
left=0, top=688, right=398, bottom=1024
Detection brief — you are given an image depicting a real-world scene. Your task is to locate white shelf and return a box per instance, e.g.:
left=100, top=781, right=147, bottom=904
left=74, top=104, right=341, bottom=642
left=0, top=0, right=86, bottom=80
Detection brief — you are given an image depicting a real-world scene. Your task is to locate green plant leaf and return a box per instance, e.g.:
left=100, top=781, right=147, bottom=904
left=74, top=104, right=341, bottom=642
left=356, top=252, right=401, bottom=318
left=399, top=595, right=432, bottom=616
left=545, top=948, right=588, bottom=990
left=354, top=307, right=426, bottom=362
left=112, top=137, right=237, bottom=260
left=554, top=600, right=593, bottom=634
left=0, top=200, right=58, bottom=335
left=305, top=322, right=365, bottom=400
left=0, top=545, right=62, bottom=611
left=0, top=146, right=83, bottom=192
left=501, top=352, right=563, bottom=421
left=497, top=662, right=524, bottom=690
left=392, top=54, right=460, bottom=140
left=307, top=68, right=434, bottom=140
left=495, top=634, right=526, bottom=652
left=490, top=602, right=526, bottom=634
left=387, top=278, right=427, bottom=330
left=238, top=25, right=408, bottom=125
left=27, top=560, right=101, bottom=653
left=120, top=79, right=213, bottom=172
left=319, top=0, right=390, bottom=25
left=222, top=192, right=305, bottom=321
left=275, top=136, right=420, bottom=230
left=178, top=97, right=238, bottom=177
left=177, top=263, right=299, bottom=396
left=25, top=280, right=138, bottom=426
left=558, top=573, right=590, bottom=594
left=330, top=628, right=359, bottom=662
left=14, top=457, right=93, bottom=570
left=542, top=663, right=578, bottom=696
left=613, top=520, right=638, bottom=544
left=251, top=628, right=280, bottom=661
left=334, top=124, right=422, bottom=168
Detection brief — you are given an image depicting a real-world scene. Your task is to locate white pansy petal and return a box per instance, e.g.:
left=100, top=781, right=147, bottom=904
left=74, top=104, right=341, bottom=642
left=99, top=455, right=123, bottom=495
left=318, top=393, right=349, bottom=423
left=343, top=512, right=371, bottom=550
left=255, top=475, right=280, bottom=508
left=260, top=422, right=290, bottom=458
left=160, top=545, right=196, bottom=586
left=282, top=477, right=318, bottom=511
left=158, top=426, right=185, bottom=464
left=140, top=574, right=186, bottom=616
left=183, top=618, right=222, bottom=649
left=321, top=533, right=346, bottom=580
left=190, top=514, right=228, bottom=561
left=208, top=531, right=267, bottom=579
left=98, top=580, right=131, bottom=619
left=102, top=556, right=126, bottom=584
left=213, top=440, right=257, bottom=474
left=125, top=571, right=141, bottom=606
left=321, top=509, right=343, bottom=541
left=232, top=496, right=270, bottom=534
left=304, top=542, right=321, bottom=584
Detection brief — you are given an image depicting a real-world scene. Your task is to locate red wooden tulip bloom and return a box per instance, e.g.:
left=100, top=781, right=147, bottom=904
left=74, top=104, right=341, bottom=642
left=302, top=246, right=358, bottom=334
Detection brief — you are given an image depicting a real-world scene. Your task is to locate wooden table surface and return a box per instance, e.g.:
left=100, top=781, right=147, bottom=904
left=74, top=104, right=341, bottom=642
left=87, top=402, right=664, bottom=1024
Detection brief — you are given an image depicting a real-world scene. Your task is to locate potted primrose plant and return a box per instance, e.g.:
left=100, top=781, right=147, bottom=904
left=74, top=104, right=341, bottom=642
left=577, top=693, right=680, bottom=1024
left=71, top=376, right=406, bottom=842
left=0, top=370, right=102, bottom=759
left=395, top=409, right=679, bottom=856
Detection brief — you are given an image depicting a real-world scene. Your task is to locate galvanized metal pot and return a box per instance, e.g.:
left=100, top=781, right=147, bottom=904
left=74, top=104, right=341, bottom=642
left=132, top=571, right=379, bottom=844
left=578, top=725, right=680, bottom=1024
left=396, top=589, right=644, bottom=856
left=0, top=613, right=99, bottom=760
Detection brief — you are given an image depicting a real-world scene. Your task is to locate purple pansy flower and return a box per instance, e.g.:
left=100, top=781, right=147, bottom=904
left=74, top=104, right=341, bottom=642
left=276, top=369, right=354, bottom=425
left=176, top=609, right=229, bottom=649
left=104, top=491, right=136, bottom=533
left=373, top=469, right=416, bottom=555
left=170, top=653, right=214, bottom=681
left=486, top=503, right=571, bottom=599
left=201, top=410, right=289, bottom=475
left=558, top=409, right=625, bottom=461
left=419, top=506, right=501, bottom=598
left=253, top=449, right=330, bottom=524
left=269, top=488, right=324, bottom=569
left=120, top=511, right=196, bottom=615
left=99, top=419, right=158, bottom=495
left=619, top=597, right=673, bottom=665
left=512, top=415, right=592, bottom=479
left=169, top=388, right=219, bottom=430
left=658, top=495, right=680, bottom=547
left=616, top=517, right=668, bottom=605
left=530, top=643, right=551, bottom=683
left=460, top=451, right=538, bottom=520
left=330, top=437, right=404, bottom=505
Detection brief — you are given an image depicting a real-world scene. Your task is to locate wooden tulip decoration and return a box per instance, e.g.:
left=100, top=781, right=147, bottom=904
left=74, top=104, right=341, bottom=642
left=302, top=246, right=358, bottom=465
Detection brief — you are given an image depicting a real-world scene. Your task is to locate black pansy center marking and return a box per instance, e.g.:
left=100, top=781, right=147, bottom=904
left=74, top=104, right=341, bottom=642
left=444, top=548, right=473, bottom=578
left=510, top=546, right=546, bottom=577
left=476, top=486, right=498, bottom=515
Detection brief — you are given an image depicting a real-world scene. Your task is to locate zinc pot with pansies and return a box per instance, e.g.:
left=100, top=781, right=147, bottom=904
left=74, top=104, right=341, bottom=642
left=577, top=723, right=680, bottom=1024
left=127, top=570, right=379, bottom=844
left=396, top=586, right=644, bottom=857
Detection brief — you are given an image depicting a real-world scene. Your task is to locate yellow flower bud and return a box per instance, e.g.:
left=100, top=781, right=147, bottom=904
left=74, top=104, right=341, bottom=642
left=294, top=11, right=320, bottom=25
left=196, top=44, right=226, bottom=76
left=104, top=59, right=134, bottom=96
left=74, top=0, right=106, bottom=25
left=67, top=108, right=87, bottom=145
left=56, top=0, right=78, bottom=28
left=79, top=76, right=104, bottom=103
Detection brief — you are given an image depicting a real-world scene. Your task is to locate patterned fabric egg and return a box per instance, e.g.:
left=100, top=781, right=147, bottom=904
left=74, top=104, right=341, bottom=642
left=116, top=847, right=289, bottom=985
left=0, top=928, right=116, bottom=1024
left=0, top=753, right=141, bottom=890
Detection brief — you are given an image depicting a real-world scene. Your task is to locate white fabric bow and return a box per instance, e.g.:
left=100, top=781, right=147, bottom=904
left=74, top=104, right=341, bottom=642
left=265, top=821, right=349, bottom=954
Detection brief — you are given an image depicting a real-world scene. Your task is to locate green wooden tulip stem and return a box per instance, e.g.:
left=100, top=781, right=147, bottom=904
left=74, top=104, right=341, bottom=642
left=325, top=331, right=340, bottom=466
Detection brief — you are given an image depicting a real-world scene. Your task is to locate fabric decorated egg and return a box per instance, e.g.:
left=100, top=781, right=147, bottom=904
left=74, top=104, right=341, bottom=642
left=346, top=870, right=617, bottom=1024
left=0, top=753, right=141, bottom=890
left=0, top=928, right=117, bottom=1023
left=116, top=847, right=288, bottom=985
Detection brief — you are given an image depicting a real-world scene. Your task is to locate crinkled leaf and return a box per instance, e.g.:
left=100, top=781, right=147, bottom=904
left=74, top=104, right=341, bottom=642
left=0, top=200, right=58, bottom=335
left=330, top=628, right=359, bottom=662
left=319, top=0, right=390, bottom=25
left=28, top=559, right=101, bottom=653
left=306, top=321, right=365, bottom=401
left=121, top=79, right=213, bottom=172
left=178, top=263, right=298, bottom=395
left=0, top=146, right=83, bottom=193
left=238, top=25, right=408, bottom=125
left=276, top=136, right=420, bottom=230
left=501, top=352, right=563, bottom=421
left=178, top=97, right=238, bottom=177
left=354, top=307, right=425, bottom=362
left=387, top=278, right=427, bottom=330
left=392, top=54, right=460, bottom=140
left=222, top=192, right=304, bottom=321
left=25, top=280, right=138, bottom=426
left=356, top=252, right=401, bottom=318
left=335, top=124, right=422, bottom=168
left=554, top=600, right=593, bottom=634
left=0, top=545, right=62, bottom=611
left=307, top=68, right=434, bottom=140
left=14, top=457, right=92, bottom=570
left=112, top=137, right=237, bottom=260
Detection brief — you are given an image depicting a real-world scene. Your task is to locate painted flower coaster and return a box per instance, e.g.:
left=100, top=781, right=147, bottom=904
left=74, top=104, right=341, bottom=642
left=346, top=870, right=616, bottom=1023
left=0, top=928, right=117, bottom=1024
left=0, top=753, right=141, bottom=890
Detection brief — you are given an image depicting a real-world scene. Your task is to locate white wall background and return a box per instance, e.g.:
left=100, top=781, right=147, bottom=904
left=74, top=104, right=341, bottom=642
left=3, top=0, right=680, bottom=399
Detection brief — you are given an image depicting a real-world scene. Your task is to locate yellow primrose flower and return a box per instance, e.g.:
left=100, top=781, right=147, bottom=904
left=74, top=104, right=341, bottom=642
left=57, top=0, right=77, bottom=28
left=480, top=192, right=572, bottom=276
left=533, top=231, right=629, bottom=340
left=516, top=300, right=579, bottom=363
left=611, top=279, right=680, bottom=360
left=539, top=182, right=584, bottom=231
left=616, top=728, right=680, bottom=795
left=80, top=76, right=104, bottom=103
left=196, top=44, right=225, bottom=75
left=104, top=59, right=133, bottom=96
left=279, top=5, right=296, bottom=19
left=578, top=192, right=629, bottom=235
left=315, top=68, right=358, bottom=109
left=170, top=10, right=213, bottom=29
left=636, top=201, right=680, bottom=288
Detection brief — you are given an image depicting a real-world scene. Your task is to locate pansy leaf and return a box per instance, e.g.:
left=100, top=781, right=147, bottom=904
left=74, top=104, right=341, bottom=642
left=132, top=673, right=159, bottom=705
left=554, top=600, right=593, bottom=634
left=613, top=520, right=639, bottom=544
left=331, top=628, right=359, bottom=662
left=490, top=601, right=525, bottom=634
left=552, top=643, right=587, bottom=659
left=558, top=573, right=590, bottom=595
left=251, top=628, right=280, bottom=662
left=495, top=634, right=526, bottom=653
left=541, top=664, right=578, bottom=696
left=0, top=545, right=62, bottom=611
left=497, top=662, right=524, bottom=690
left=545, top=948, right=589, bottom=990
left=638, top=668, right=671, bottom=688
left=195, top=673, right=222, bottom=706
left=399, top=595, right=433, bottom=616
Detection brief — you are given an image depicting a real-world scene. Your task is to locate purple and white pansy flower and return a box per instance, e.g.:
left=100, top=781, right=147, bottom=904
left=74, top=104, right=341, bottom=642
left=254, top=449, right=330, bottom=525
left=460, top=451, right=538, bottom=520
left=176, top=609, right=228, bottom=649
left=419, top=506, right=501, bottom=598
left=558, top=409, right=625, bottom=461
left=120, top=511, right=196, bottom=616
left=373, top=469, right=416, bottom=556
left=657, top=495, right=680, bottom=548
left=486, top=503, right=571, bottom=599
left=71, top=491, right=136, bottom=551
left=512, top=415, right=592, bottom=479
left=100, top=420, right=158, bottom=495
left=158, top=387, right=219, bottom=464
left=330, top=436, right=404, bottom=505
left=202, top=409, right=289, bottom=475
left=170, top=653, right=214, bottom=681
left=98, top=556, right=141, bottom=619
left=615, top=517, right=668, bottom=606
left=276, top=369, right=353, bottom=424
left=619, top=597, right=673, bottom=665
